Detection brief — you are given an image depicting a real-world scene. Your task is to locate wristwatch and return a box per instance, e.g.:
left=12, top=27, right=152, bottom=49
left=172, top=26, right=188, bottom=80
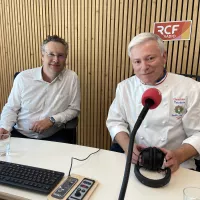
left=49, top=117, right=56, bottom=125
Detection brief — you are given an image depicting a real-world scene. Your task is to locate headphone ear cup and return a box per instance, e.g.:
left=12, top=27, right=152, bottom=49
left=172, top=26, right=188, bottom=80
left=154, top=148, right=165, bottom=170
left=141, top=147, right=165, bottom=170
left=150, top=147, right=153, bottom=170
left=141, top=147, right=152, bottom=170
left=152, top=147, right=156, bottom=170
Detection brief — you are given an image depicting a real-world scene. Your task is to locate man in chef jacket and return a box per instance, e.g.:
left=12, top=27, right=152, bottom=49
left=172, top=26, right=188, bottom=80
left=106, top=32, right=200, bottom=172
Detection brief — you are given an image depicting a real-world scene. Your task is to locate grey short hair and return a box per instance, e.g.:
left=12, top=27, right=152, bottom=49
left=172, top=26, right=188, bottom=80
left=41, top=35, right=68, bottom=54
left=128, top=32, right=165, bottom=57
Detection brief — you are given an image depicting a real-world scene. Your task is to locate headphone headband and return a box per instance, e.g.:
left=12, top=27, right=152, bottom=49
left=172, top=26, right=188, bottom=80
left=134, top=147, right=171, bottom=188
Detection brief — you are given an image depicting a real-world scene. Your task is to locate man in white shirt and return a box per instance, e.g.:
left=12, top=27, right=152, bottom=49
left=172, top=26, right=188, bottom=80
left=0, top=35, right=80, bottom=142
left=106, top=32, right=200, bottom=172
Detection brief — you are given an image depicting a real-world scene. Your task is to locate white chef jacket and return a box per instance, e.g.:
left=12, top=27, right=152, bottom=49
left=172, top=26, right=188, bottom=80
left=0, top=67, right=80, bottom=139
left=106, top=73, right=200, bottom=169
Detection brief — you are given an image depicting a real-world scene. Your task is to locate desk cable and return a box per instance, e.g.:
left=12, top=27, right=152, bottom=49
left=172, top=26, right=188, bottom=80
left=68, top=148, right=101, bottom=176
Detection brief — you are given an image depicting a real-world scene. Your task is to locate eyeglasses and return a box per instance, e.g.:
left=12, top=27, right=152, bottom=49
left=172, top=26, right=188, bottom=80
left=44, top=51, right=66, bottom=61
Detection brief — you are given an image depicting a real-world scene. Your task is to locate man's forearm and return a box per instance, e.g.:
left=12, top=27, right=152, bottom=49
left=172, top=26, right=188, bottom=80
left=0, top=106, right=18, bottom=131
left=53, top=108, right=80, bottom=124
left=174, top=143, right=198, bottom=164
left=114, top=131, right=130, bottom=154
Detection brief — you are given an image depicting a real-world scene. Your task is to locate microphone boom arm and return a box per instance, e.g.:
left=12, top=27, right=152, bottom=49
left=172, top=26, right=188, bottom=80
left=118, top=103, right=150, bottom=200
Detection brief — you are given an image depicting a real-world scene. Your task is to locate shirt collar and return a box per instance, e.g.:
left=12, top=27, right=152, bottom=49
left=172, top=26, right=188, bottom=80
left=139, top=68, right=167, bottom=86
left=57, top=68, right=66, bottom=81
left=155, top=68, right=167, bottom=85
left=33, top=66, right=66, bottom=81
left=33, top=67, right=43, bottom=81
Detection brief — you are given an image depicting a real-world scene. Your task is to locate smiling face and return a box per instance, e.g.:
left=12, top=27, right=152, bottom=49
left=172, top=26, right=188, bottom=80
left=42, top=41, right=67, bottom=77
left=130, top=40, right=167, bottom=85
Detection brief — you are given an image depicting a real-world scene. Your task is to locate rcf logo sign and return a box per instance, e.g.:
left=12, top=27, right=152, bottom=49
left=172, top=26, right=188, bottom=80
left=154, top=21, right=192, bottom=41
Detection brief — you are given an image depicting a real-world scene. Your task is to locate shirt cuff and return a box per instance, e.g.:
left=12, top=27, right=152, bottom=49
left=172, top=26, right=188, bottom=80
left=51, top=116, right=63, bottom=127
left=0, top=125, right=12, bottom=132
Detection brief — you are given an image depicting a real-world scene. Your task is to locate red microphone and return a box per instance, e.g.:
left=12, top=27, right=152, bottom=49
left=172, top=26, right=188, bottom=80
left=142, top=88, right=162, bottom=109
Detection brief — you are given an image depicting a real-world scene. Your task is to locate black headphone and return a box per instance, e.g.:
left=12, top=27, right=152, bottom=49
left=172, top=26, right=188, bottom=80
left=134, top=147, right=171, bottom=188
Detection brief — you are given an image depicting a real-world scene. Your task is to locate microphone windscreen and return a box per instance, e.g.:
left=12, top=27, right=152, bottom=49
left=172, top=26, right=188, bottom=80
left=141, top=88, right=162, bottom=109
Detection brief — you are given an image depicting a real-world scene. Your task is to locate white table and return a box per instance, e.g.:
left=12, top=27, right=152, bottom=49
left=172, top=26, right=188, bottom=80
left=0, top=138, right=199, bottom=200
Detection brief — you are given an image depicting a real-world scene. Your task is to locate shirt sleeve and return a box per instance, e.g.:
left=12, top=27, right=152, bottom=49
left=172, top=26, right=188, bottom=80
left=53, top=74, right=80, bottom=124
left=0, top=75, right=22, bottom=131
left=182, top=82, right=200, bottom=154
left=106, top=84, right=129, bottom=141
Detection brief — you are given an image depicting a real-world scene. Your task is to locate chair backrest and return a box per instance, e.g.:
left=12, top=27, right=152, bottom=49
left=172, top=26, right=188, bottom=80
left=65, top=117, right=78, bottom=144
left=14, top=72, right=20, bottom=79
left=65, top=117, right=78, bottom=129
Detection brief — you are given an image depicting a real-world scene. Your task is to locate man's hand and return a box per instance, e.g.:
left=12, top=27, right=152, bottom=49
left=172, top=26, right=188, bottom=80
left=0, top=128, right=9, bottom=135
left=114, top=132, right=147, bottom=164
left=161, top=144, right=198, bottom=173
left=30, top=118, right=54, bottom=133
left=131, top=144, right=146, bottom=164
left=0, top=128, right=9, bottom=139
left=160, top=148, right=180, bottom=173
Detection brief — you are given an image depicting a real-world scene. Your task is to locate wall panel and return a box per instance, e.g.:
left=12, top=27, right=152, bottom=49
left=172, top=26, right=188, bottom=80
left=0, top=0, right=199, bottom=150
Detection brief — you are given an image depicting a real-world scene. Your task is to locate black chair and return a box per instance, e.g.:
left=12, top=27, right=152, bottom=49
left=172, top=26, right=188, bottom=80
left=110, top=143, right=124, bottom=153
left=195, top=159, right=200, bottom=172
left=14, top=72, right=20, bottom=79
left=13, top=72, right=78, bottom=144
left=64, top=117, right=78, bottom=144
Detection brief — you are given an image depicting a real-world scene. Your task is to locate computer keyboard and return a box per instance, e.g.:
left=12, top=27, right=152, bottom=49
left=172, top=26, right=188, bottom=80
left=0, top=161, right=64, bottom=194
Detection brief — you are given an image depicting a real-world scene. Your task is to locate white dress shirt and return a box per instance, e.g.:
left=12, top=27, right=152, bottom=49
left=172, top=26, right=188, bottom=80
left=0, top=67, right=80, bottom=139
left=106, top=73, right=200, bottom=169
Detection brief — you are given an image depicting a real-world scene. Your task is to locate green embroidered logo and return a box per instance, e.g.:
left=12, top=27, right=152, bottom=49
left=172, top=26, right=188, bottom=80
left=174, top=105, right=184, bottom=114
